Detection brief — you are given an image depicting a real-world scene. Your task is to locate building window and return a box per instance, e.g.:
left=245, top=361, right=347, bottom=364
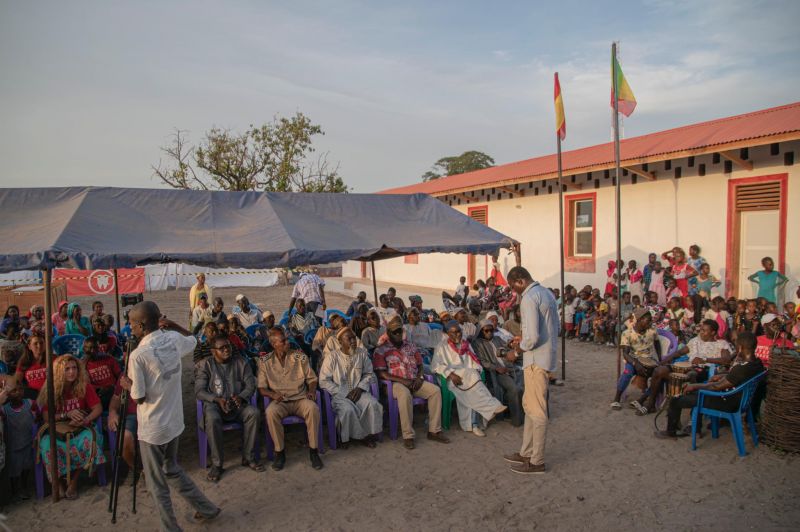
left=565, top=192, right=596, bottom=273
left=404, top=254, right=419, bottom=264
left=572, top=199, right=594, bottom=257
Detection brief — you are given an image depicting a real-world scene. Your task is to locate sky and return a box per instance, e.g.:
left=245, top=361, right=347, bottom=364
left=1, top=0, right=798, bottom=193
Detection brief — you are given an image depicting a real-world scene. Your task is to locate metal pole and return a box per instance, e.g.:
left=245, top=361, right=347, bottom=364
left=557, top=133, right=566, bottom=381
left=612, top=42, right=623, bottom=380
left=370, top=260, right=379, bottom=307
left=113, top=268, right=121, bottom=334
left=43, top=268, right=59, bottom=502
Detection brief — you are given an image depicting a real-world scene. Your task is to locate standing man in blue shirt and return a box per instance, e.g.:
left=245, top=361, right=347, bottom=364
left=503, top=267, right=559, bottom=474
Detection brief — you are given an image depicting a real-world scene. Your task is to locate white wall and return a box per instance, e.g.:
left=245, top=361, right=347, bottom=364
left=346, top=141, right=799, bottom=301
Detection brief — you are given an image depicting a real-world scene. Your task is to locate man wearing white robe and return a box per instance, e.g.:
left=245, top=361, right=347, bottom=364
left=319, top=327, right=383, bottom=446
left=431, top=321, right=506, bottom=437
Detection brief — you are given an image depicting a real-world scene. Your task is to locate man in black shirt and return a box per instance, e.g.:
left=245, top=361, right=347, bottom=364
left=655, top=331, right=764, bottom=439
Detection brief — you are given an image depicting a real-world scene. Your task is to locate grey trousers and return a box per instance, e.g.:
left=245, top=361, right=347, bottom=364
left=495, top=372, right=524, bottom=427
left=139, top=437, right=219, bottom=532
left=204, top=403, right=259, bottom=467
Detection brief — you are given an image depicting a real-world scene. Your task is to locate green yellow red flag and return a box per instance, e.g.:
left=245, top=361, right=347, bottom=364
left=554, top=73, right=566, bottom=140
left=611, top=50, right=636, bottom=117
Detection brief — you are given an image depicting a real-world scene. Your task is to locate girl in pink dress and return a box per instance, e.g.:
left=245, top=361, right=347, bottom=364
left=650, top=261, right=668, bottom=306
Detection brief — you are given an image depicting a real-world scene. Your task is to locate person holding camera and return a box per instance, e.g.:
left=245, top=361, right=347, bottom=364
left=195, top=335, right=263, bottom=482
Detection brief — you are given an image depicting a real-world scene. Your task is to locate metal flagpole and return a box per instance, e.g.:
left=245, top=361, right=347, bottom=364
left=42, top=268, right=59, bottom=502
left=612, top=42, right=623, bottom=379
left=557, top=130, right=566, bottom=381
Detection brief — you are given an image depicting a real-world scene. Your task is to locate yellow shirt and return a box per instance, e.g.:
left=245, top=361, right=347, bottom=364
left=257, top=350, right=317, bottom=401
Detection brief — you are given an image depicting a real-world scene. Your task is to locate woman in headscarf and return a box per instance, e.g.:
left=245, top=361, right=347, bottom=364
left=360, top=309, right=383, bottom=353
left=0, top=305, right=20, bottom=337
left=319, top=327, right=383, bottom=448
left=65, top=303, right=91, bottom=336
left=470, top=320, right=523, bottom=426
left=38, top=354, right=106, bottom=500
left=28, top=304, right=46, bottom=336
left=51, top=301, right=69, bottom=336
left=431, top=321, right=506, bottom=437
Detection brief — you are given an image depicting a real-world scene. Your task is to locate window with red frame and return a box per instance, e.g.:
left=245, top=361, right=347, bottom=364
left=404, top=254, right=419, bottom=264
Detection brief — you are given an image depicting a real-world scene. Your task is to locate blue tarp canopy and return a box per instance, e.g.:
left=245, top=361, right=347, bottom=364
left=0, top=187, right=517, bottom=273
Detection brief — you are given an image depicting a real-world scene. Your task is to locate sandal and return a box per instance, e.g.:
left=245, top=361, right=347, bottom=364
left=610, top=401, right=622, bottom=410
left=206, top=465, right=223, bottom=482
left=242, top=460, right=265, bottom=472
left=634, top=403, right=651, bottom=416
left=629, top=400, right=643, bottom=410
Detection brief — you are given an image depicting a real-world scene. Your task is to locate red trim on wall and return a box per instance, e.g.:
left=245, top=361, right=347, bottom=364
left=724, top=173, right=788, bottom=298
left=404, top=254, right=419, bottom=264
left=466, top=205, right=489, bottom=284
left=564, top=192, right=597, bottom=273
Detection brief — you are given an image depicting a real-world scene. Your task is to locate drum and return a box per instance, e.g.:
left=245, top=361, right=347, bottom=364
left=637, top=357, right=658, bottom=370
left=671, top=361, right=693, bottom=374
left=666, top=373, right=689, bottom=397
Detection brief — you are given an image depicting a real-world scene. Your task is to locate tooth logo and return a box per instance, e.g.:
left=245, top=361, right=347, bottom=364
left=88, top=270, right=115, bottom=295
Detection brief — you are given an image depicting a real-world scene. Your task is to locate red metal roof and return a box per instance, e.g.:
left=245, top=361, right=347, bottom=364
left=383, top=101, right=800, bottom=195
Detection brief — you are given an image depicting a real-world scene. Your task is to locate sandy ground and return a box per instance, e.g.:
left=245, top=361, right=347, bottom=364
left=2, top=285, right=799, bottom=531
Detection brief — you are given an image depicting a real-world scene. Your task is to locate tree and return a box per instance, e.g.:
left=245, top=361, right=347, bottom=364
left=421, top=150, right=495, bottom=181
left=152, top=112, right=348, bottom=193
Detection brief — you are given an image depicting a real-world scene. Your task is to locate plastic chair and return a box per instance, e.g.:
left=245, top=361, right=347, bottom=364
left=304, top=328, right=318, bottom=347
left=52, top=334, right=86, bottom=357
left=196, top=396, right=260, bottom=468
left=0, top=360, right=7, bottom=374
left=324, top=309, right=349, bottom=328
left=35, top=417, right=107, bottom=499
left=656, top=329, right=678, bottom=360
left=323, top=382, right=381, bottom=450
left=429, top=323, right=443, bottom=331
left=245, top=323, right=261, bottom=339
left=437, top=371, right=486, bottom=431
left=690, top=371, right=767, bottom=457
left=262, top=391, right=324, bottom=460
left=382, top=375, right=435, bottom=440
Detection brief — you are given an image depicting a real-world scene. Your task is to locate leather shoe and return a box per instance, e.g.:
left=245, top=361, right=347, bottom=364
left=403, top=438, right=415, bottom=450
left=426, top=432, right=450, bottom=444
left=309, top=449, right=324, bottom=470
left=271, top=451, right=286, bottom=471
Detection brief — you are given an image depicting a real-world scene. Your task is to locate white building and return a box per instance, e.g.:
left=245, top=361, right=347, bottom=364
left=343, top=102, right=800, bottom=302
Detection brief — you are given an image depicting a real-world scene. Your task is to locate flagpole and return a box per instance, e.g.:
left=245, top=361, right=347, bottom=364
left=612, top=42, right=623, bottom=380
left=557, top=131, right=566, bottom=381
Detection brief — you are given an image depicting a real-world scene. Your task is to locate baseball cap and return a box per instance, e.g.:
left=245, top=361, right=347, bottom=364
left=760, top=313, right=778, bottom=326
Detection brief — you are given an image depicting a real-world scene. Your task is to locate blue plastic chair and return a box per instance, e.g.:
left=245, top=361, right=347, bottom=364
left=262, top=390, right=324, bottom=460
left=304, top=327, right=318, bottom=347
left=324, top=309, right=349, bottom=328
left=196, top=395, right=260, bottom=468
left=323, top=382, right=381, bottom=449
left=690, top=371, right=767, bottom=457
left=52, top=334, right=86, bottom=357
left=429, top=323, right=443, bottom=331
left=245, top=324, right=261, bottom=339
left=0, top=360, right=7, bottom=374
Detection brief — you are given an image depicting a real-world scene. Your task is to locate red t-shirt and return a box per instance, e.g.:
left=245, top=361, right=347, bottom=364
left=113, top=379, right=137, bottom=416
left=85, top=356, right=121, bottom=388
left=229, top=333, right=245, bottom=351
left=755, top=335, right=793, bottom=368
left=16, top=361, right=47, bottom=391
left=96, top=335, right=118, bottom=355
left=42, top=384, right=101, bottom=417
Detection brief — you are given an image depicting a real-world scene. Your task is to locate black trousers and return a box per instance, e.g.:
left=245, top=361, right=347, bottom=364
left=667, top=392, right=738, bottom=432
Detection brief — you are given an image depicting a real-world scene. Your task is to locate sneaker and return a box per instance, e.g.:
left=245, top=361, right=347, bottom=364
left=271, top=451, right=285, bottom=471
left=194, top=508, right=222, bottom=522
left=610, top=401, right=622, bottom=410
left=503, top=452, right=527, bottom=464
left=309, top=449, right=324, bottom=470
left=472, top=426, right=486, bottom=437
left=510, top=462, right=546, bottom=475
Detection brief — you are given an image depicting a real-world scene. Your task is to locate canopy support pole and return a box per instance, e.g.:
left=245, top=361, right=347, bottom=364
left=43, top=268, right=59, bottom=502
left=113, top=269, right=121, bottom=334
left=612, top=42, right=623, bottom=380
left=370, top=261, right=378, bottom=306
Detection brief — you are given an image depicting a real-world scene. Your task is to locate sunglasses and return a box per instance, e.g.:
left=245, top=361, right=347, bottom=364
left=388, top=328, right=403, bottom=335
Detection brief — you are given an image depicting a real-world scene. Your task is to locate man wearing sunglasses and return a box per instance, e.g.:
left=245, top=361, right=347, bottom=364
left=373, top=316, right=450, bottom=450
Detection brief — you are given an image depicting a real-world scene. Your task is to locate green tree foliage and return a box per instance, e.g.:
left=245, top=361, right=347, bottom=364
left=421, top=150, right=495, bottom=181
left=153, top=112, right=348, bottom=192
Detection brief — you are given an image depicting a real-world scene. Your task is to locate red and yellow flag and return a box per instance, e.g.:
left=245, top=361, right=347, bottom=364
left=554, top=73, right=566, bottom=140
left=611, top=51, right=636, bottom=117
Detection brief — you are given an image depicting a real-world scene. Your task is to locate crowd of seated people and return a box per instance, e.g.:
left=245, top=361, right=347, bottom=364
left=0, top=250, right=794, bottom=502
